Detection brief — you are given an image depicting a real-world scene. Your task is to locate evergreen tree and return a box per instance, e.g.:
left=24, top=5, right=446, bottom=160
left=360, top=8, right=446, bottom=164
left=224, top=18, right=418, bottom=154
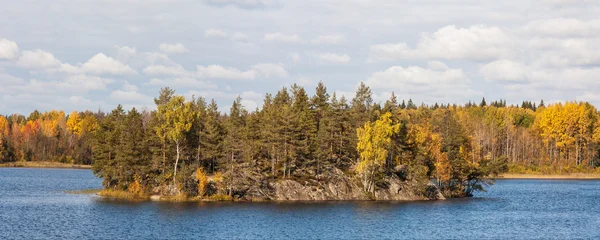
left=290, top=84, right=317, bottom=177
left=203, top=99, right=224, bottom=173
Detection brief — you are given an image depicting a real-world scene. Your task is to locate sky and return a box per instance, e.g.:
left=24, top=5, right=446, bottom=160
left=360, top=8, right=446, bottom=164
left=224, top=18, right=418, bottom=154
left=1, top=0, right=600, bottom=114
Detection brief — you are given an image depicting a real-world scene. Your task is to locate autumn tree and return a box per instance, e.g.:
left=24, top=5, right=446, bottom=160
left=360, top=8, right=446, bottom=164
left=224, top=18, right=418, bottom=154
left=356, top=112, right=399, bottom=195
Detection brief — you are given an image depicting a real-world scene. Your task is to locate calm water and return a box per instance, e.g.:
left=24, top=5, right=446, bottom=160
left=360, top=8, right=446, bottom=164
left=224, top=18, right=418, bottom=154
left=1, top=168, right=599, bottom=239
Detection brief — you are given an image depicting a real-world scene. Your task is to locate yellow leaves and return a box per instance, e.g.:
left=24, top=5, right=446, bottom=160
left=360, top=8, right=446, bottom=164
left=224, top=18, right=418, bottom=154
left=67, top=111, right=98, bottom=136
left=356, top=112, right=400, bottom=175
left=195, top=168, right=208, bottom=197
left=535, top=101, right=600, bottom=151
left=128, top=174, right=143, bottom=197
left=434, top=152, right=451, bottom=182
left=67, top=111, right=82, bottom=135
left=0, top=116, right=8, bottom=137
left=160, top=95, right=194, bottom=143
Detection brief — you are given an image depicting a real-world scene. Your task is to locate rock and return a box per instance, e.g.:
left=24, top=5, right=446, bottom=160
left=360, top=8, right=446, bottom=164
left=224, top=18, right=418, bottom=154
left=267, top=168, right=443, bottom=201
left=150, top=195, right=161, bottom=201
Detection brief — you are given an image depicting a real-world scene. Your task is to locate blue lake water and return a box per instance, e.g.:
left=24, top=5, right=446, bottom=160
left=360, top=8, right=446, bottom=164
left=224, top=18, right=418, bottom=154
left=1, top=168, right=599, bottom=239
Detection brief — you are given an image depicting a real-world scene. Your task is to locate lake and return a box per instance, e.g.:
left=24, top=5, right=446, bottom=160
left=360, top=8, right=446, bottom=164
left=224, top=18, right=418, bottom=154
left=1, top=168, right=599, bottom=239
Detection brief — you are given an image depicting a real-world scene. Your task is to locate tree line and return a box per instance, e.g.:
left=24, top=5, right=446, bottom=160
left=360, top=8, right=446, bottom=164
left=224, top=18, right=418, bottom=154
left=1, top=82, right=600, bottom=198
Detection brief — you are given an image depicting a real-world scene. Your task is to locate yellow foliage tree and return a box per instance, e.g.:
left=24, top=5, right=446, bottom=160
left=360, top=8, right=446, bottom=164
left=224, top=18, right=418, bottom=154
left=195, top=168, right=208, bottom=197
left=128, top=174, right=143, bottom=197
left=356, top=112, right=399, bottom=194
left=66, top=111, right=82, bottom=135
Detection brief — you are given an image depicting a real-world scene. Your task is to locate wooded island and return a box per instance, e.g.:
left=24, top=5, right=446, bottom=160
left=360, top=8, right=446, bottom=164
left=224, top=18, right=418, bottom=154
left=1, top=82, right=599, bottom=201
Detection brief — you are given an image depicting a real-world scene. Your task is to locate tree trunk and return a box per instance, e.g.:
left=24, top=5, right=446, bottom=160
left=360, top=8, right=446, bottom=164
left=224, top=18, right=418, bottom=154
left=173, top=141, right=180, bottom=184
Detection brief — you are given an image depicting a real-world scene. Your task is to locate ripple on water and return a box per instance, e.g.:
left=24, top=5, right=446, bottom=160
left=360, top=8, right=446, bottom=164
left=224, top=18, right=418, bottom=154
left=1, top=169, right=600, bottom=239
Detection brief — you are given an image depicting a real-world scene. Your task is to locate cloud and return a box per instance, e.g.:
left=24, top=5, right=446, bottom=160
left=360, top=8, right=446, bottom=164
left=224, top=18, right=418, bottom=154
left=159, top=43, right=189, bottom=54
left=110, top=85, right=153, bottom=104
left=203, top=0, right=279, bottom=9
left=523, top=18, right=600, bottom=37
left=312, top=35, right=345, bottom=45
left=231, top=32, right=249, bottom=42
left=290, top=52, right=301, bottom=63
left=143, top=64, right=189, bottom=77
left=480, top=60, right=527, bottom=82
left=481, top=59, right=600, bottom=92
left=0, top=38, right=19, bottom=60
left=17, top=50, right=61, bottom=69
left=196, top=63, right=287, bottom=79
left=264, top=33, right=303, bottom=43
left=368, top=25, right=514, bottom=62
left=205, top=28, right=228, bottom=38
left=196, top=65, right=256, bottom=79
left=81, top=53, right=137, bottom=75
left=365, top=62, right=477, bottom=101
left=542, top=0, right=595, bottom=6
left=251, top=63, right=288, bottom=78
left=63, top=74, right=113, bottom=91
left=316, top=53, right=351, bottom=64
left=114, top=45, right=137, bottom=62
left=0, top=72, right=25, bottom=86
left=149, top=77, right=217, bottom=89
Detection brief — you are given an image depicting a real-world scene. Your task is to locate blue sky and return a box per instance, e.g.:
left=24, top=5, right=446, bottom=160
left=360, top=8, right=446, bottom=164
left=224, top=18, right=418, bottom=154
left=1, top=0, right=600, bottom=114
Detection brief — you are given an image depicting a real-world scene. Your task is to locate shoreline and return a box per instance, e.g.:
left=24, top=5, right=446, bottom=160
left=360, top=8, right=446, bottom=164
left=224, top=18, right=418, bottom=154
left=0, top=161, right=91, bottom=169
left=497, top=173, right=600, bottom=179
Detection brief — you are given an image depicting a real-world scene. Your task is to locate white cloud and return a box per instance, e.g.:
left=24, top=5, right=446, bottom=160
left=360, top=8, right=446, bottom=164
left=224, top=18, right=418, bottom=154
left=159, top=43, right=189, bottom=54
left=110, top=89, right=153, bottom=104
left=203, top=0, right=279, bottom=8
left=17, top=50, right=61, bottom=69
left=0, top=38, right=19, bottom=60
left=143, top=64, right=189, bottom=77
left=63, top=74, right=113, bottom=91
left=480, top=60, right=527, bottom=82
left=205, top=28, right=228, bottom=38
left=264, top=33, right=303, bottom=43
left=542, top=0, right=594, bottom=6
left=115, top=45, right=137, bottom=62
left=196, top=63, right=287, bottom=79
left=196, top=65, right=256, bottom=79
left=251, top=63, right=288, bottom=78
left=523, top=18, right=600, bottom=37
left=368, top=25, right=514, bottom=62
left=81, top=53, right=137, bottom=75
left=316, top=53, right=351, bottom=64
left=365, top=62, right=476, bottom=100
left=290, top=52, right=301, bottom=63
left=231, top=32, right=249, bottom=42
left=481, top=59, right=600, bottom=91
left=0, top=72, right=25, bottom=86
left=312, top=35, right=345, bottom=45
left=149, top=77, right=217, bottom=89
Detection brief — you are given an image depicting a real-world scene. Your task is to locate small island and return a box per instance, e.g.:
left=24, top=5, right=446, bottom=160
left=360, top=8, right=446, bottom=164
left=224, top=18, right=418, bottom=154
left=2, top=82, right=600, bottom=201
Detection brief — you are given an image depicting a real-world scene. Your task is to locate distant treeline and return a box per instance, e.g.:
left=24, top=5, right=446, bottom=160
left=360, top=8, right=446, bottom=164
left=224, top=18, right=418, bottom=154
left=1, top=82, right=600, bottom=198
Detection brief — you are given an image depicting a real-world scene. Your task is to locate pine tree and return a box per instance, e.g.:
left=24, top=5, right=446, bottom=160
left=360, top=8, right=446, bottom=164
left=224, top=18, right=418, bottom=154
left=224, top=96, right=247, bottom=195
left=290, top=84, right=317, bottom=177
left=273, top=87, right=293, bottom=178
left=383, top=92, right=398, bottom=113
left=310, top=81, right=330, bottom=176
left=407, top=99, right=417, bottom=110
left=203, top=99, right=224, bottom=173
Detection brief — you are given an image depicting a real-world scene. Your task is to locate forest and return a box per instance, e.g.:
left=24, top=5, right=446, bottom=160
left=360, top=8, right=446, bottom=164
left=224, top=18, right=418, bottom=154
left=1, top=82, right=600, bottom=200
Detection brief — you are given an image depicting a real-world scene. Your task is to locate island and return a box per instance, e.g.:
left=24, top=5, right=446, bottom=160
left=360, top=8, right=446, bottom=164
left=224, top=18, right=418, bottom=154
left=2, top=82, right=600, bottom=201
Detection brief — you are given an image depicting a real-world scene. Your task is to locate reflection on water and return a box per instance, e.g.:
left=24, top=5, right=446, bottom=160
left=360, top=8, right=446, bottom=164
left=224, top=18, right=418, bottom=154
left=1, top=168, right=600, bottom=239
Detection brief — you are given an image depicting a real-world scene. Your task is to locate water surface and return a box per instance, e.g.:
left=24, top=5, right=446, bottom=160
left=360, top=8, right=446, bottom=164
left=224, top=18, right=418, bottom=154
left=1, top=168, right=599, bottom=239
